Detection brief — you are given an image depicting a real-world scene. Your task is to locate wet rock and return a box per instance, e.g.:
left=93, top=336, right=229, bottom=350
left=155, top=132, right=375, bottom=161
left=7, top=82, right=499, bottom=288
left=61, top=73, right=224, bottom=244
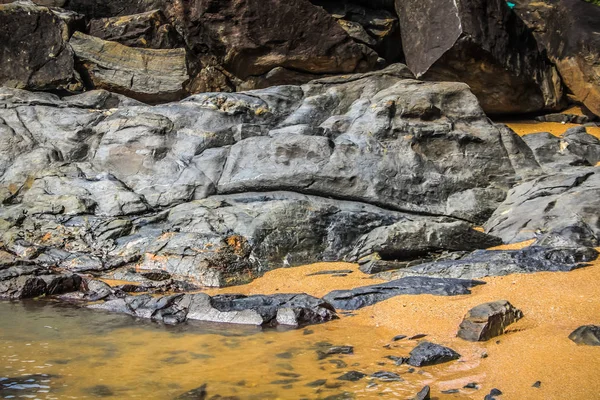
left=86, top=384, right=115, bottom=397
left=0, top=2, right=81, bottom=92
left=485, top=168, right=600, bottom=247
left=337, top=371, right=366, bottom=381
left=376, top=247, right=598, bottom=281
left=484, top=388, right=503, bottom=400
left=569, top=325, right=600, bottom=346
left=457, top=300, right=523, bottom=341
left=305, top=379, right=327, bottom=387
left=370, top=371, right=403, bottom=382
left=70, top=32, right=189, bottom=103
left=412, top=385, right=431, bottom=400
left=0, top=263, right=82, bottom=300
left=392, top=335, right=407, bottom=341
left=90, top=293, right=338, bottom=328
left=175, top=384, right=207, bottom=400
left=88, top=9, right=185, bottom=49
left=463, top=382, right=479, bottom=389
left=384, top=355, right=407, bottom=366
left=395, top=0, right=563, bottom=115
left=323, top=276, right=484, bottom=310
left=442, top=389, right=460, bottom=394
left=512, top=0, right=600, bottom=117
left=408, top=341, right=461, bottom=367
left=317, top=345, right=354, bottom=360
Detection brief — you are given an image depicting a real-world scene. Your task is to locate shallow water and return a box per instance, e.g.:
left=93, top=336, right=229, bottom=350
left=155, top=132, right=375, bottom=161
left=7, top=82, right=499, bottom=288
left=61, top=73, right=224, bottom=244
left=2, top=253, right=600, bottom=400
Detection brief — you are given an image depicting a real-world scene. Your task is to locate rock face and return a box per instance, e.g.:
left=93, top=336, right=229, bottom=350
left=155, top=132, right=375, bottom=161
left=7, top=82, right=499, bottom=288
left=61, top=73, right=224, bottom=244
left=0, top=2, right=81, bottom=91
left=323, top=276, right=484, bottom=310
left=512, top=0, right=600, bottom=117
left=0, top=66, right=529, bottom=287
left=70, top=32, right=189, bottom=103
left=569, top=325, right=600, bottom=346
left=395, top=0, right=563, bottom=114
left=88, top=9, right=185, bottom=49
left=485, top=168, right=600, bottom=247
left=0, top=260, right=82, bottom=299
left=90, top=292, right=338, bottom=327
left=375, top=247, right=598, bottom=281
left=408, top=341, right=461, bottom=367
left=457, top=300, right=523, bottom=341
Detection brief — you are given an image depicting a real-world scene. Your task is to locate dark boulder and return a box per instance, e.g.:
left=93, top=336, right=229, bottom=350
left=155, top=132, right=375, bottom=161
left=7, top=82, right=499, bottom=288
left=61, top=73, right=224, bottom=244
left=0, top=263, right=82, bottom=300
left=512, top=0, right=600, bottom=117
left=323, top=276, right=484, bottom=310
left=457, top=300, right=523, bottom=341
left=408, top=341, right=461, bottom=367
left=0, top=2, right=82, bottom=92
left=485, top=168, right=600, bottom=247
left=376, top=247, right=599, bottom=281
left=395, top=0, right=563, bottom=115
left=569, top=325, right=600, bottom=346
left=70, top=32, right=189, bottom=103
left=90, top=292, right=338, bottom=327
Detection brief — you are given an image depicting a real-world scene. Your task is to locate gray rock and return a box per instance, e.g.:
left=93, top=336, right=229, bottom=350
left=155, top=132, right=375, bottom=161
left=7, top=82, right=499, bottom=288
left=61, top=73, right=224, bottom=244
left=370, top=371, right=403, bottom=382
left=413, top=386, right=431, bottom=400
left=0, top=263, right=82, bottom=299
left=323, top=276, right=484, bottom=310
left=90, top=292, right=338, bottom=327
left=485, top=168, right=600, bottom=247
left=375, top=247, right=598, bottom=281
left=562, top=127, right=600, bottom=166
left=457, top=300, right=523, bottom=341
left=569, top=325, right=600, bottom=346
left=521, top=132, right=589, bottom=171
left=408, top=341, right=461, bottom=367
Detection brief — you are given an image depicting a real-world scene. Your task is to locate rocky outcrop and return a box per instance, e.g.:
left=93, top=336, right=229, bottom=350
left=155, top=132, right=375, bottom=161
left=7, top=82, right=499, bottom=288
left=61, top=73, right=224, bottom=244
left=0, top=66, right=532, bottom=286
left=457, top=300, right=523, bottom=341
left=484, top=168, right=600, bottom=247
left=323, top=276, right=484, bottom=310
left=569, top=325, right=600, bottom=346
left=395, top=0, right=564, bottom=115
left=0, top=259, right=82, bottom=299
left=88, top=9, right=185, bottom=49
left=69, top=32, right=189, bottom=103
left=407, top=341, right=461, bottom=367
left=90, top=292, right=338, bottom=327
left=512, top=0, right=600, bottom=117
left=374, top=247, right=598, bottom=281
left=0, top=2, right=82, bottom=92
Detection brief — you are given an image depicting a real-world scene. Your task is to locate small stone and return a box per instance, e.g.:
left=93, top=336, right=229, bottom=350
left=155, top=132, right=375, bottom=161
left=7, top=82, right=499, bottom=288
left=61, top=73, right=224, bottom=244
left=484, top=388, right=504, bottom=399
left=384, top=355, right=407, bottom=365
left=568, top=325, right=600, bottom=346
left=337, top=371, right=366, bottom=382
left=409, top=334, right=427, bottom=340
left=317, top=346, right=354, bottom=360
left=457, top=300, right=523, bottom=342
left=276, top=352, right=293, bottom=359
left=392, top=335, right=407, bottom=341
left=305, top=379, right=327, bottom=387
left=370, top=371, right=403, bottom=382
left=532, top=381, right=541, bottom=388
left=463, top=382, right=478, bottom=389
left=87, top=385, right=115, bottom=397
left=408, top=341, right=461, bottom=367
left=174, top=384, right=207, bottom=400
left=413, top=385, right=431, bottom=400
left=441, top=389, right=460, bottom=394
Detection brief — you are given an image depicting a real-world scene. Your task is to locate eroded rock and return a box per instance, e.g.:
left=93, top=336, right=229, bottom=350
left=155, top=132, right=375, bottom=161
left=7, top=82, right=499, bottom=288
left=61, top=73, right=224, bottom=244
left=457, top=300, right=523, bottom=341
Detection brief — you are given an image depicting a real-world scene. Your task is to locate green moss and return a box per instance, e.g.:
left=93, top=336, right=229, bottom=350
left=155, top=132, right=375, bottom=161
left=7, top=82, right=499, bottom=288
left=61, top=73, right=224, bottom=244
left=583, top=0, right=600, bottom=6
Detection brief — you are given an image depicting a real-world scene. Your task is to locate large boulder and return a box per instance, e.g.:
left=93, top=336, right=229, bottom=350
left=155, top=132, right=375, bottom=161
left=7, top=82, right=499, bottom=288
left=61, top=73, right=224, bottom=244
left=70, top=32, right=189, bottom=103
left=395, top=0, right=564, bottom=115
left=0, top=1, right=82, bottom=91
left=512, top=0, right=600, bottom=117
left=457, top=300, right=523, bottom=342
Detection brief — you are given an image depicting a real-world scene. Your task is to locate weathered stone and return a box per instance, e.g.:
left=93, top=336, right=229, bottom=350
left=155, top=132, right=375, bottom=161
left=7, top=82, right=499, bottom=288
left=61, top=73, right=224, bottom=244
left=88, top=9, right=185, bottom=49
left=0, top=2, right=81, bottom=91
left=323, top=277, right=484, bottom=310
left=337, top=371, right=366, bottom=382
left=485, top=168, right=600, bottom=247
left=174, top=384, right=207, bottom=400
left=70, top=32, right=189, bottom=103
left=316, top=345, right=354, bottom=360
left=413, top=386, right=431, bottom=400
left=370, top=371, right=403, bottom=382
left=90, top=292, right=338, bottom=327
left=569, top=325, right=600, bottom=346
left=408, top=341, right=461, bottom=367
left=512, top=0, right=600, bottom=117
left=395, top=0, right=564, bottom=115
left=0, top=263, right=82, bottom=299
left=375, top=247, right=598, bottom=281
left=521, top=132, right=590, bottom=171
left=457, top=300, right=523, bottom=341
left=562, top=127, right=600, bottom=166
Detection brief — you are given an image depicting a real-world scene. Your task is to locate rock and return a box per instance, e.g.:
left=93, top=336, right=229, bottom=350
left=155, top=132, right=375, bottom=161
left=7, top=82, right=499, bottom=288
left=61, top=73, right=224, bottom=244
left=0, top=263, right=82, bottom=299
left=413, top=386, right=431, bottom=400
left=370, top=371, right=403, bottom=382
left=316, top=345, right=354, bottom=360
left=323, top=276, right=484, bottom=310
left=484, top=388, right=503, bottom=400
left=375, top=247, right=598, bottom=281
left=562, top=127, right=600, bottom=166
left=532, top=381, right=542, bottom=388
left=457, top=300, right=523, bottom=341
left=485, top=168, right=600, bottom=247
left=569, top=325, right=600, bottom=346
left=534, top=113, right=591, bottom=125
left=512, top=0, right=600, bottom=117
left=0, top=2, right=81, bottom=91
left=408, top=341, right=461, bottom=367
left=521, top=132, right=590, bottom=171
left=86, top=385, right=115, bottom=397
left=395, top=0, right=563, bottom=115
left=70, top=32, right=189, bottom=103
left=337, top=371, right=366, bottom=381
left=90, top=292, right=338, bottom=327
left=88, top=9, right=185, bottom=49
left=175, top=384, right=207, bottom=400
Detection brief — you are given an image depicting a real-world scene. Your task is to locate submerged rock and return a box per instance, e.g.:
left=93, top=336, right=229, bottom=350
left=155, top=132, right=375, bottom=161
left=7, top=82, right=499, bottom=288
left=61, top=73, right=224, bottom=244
left=408, top=341, right=461, bottom=367
left=323, top=276, right=484, bottom=310
left=375, top=247, right=598, bottom=281
left=457, top=300, right=523, bottom=342
left=569, top=325, right=600, bottom=346
left=174, top=384, right=207, bottom=400
left=90, top=293, right=338, bottom=328
left=413, top=386, right=431, bottom=400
